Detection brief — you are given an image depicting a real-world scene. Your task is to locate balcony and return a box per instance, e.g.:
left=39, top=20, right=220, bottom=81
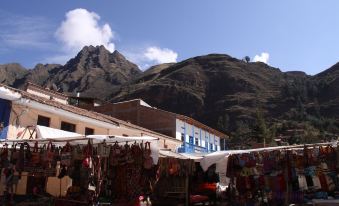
left=177, top=142, right=209, bottom=153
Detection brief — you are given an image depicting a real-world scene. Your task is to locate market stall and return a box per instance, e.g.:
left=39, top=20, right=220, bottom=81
left=199, top=142, right=339, bottom=206
left=0, top=127, right=159, bottom=206
left=153, top=150, right=195, bottom=206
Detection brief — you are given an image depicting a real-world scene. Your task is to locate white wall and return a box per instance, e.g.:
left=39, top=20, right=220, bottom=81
left=176, top=119, right=185, bottom=141
left=175, top=118, right=221, bottom=151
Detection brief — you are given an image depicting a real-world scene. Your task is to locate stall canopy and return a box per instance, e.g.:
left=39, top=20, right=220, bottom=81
left=2, top=126, right=160, bottom=164
left=36, top=125, right=83, bottom=140
left=159, top=149, right=189, bottom=159
left=200, top=142, right=338, bottom=172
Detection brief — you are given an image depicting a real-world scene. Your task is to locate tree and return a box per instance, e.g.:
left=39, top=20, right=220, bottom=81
left=296, top=96, right=306, bottom=120
left=255, top=108, right=268, bottom=144
left=244, top=56, right=250, bottom=63
left=229, top=120, right=251, bottom=149
left=217, top=113, right=230, bottom=133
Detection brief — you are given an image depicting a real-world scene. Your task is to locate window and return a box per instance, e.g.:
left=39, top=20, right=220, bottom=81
left=189, top=136, right=194, bottom=145
left=37, top=115, right=50, bottom=127
left=85, top=127, right=94, bottom=135
left=181, top=133, right=185, bottom=142
left=195, top=138, right=199, bottom=146
left=210, top=143, right=213, bottom=151
left=61, top=121, right=76, bottom=132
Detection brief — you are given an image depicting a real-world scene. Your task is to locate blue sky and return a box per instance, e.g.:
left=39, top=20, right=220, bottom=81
left=0, top=1, right=338, bottom=74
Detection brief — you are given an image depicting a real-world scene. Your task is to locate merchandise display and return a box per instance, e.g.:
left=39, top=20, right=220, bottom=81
left=204, top=143, right=339, bottom=205
left=0, top=136, right=159, bottom=205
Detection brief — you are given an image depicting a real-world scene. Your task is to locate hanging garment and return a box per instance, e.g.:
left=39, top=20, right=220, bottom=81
left=312, top=176, right=321, bottom=190
left=325, top=174, right=336, bottom=191
left=15, top=171, right=28, bottom=195
left=60, top=142, right=72, bottom=167
left=305, top=175, right=314, bottom=188
left=318, top=173, right=329, bottom=191
left=298, top=175, right=308, bottom=191
left=46, top=176, right=72, bottom=197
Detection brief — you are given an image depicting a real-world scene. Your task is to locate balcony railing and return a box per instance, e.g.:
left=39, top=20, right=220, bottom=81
left=177, top=142, right=209, bottom=153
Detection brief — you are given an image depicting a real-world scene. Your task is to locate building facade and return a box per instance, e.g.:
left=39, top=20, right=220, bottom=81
left=0, top=83, right=182, bottom=151
left=92, top=99, right=227, bottom=153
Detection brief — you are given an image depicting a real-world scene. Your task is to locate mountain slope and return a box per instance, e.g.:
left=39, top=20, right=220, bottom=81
left=1, top=47, right=339, bottom=142
left=0, top=46, right=141, bottom=99
left=0, top=63, right=28, bottom=86
left=110, top=54, right=321, bottom=131
left=42, top=46, right=141, bottom=98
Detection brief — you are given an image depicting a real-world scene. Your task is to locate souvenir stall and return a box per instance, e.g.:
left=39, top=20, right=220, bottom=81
left=0, top=126, right=159, bottom=206
left=200, top=143, right=339, bottom=206
left=152, top=150, right=197, bottom=206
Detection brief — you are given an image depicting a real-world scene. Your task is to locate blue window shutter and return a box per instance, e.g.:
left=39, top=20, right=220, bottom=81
left=0, top=99, right=11, bottom=139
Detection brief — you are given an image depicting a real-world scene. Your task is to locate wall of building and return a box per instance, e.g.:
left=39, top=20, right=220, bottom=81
left=6, top=103, right=181, bottom=152
left=7, top=103, right=109, bottom=139
left=94, top=101, right=139, bottom=124
left=94, top=101, right=177, bottom=139
left=175, top=119, right=221, bottom=152
left=0, top=98, right=11, bottom=139
left=138, top=106, right=176, bottom=138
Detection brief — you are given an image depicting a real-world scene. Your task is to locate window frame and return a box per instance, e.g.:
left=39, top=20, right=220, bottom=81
left=37, top=115, right=50, bottom=127
left=85, top=127, right=94, bottom=135
left=60, top=121, right=76, bottom=132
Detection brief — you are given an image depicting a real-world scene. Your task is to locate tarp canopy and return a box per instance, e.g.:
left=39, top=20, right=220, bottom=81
left=179, top=153, right=204, bottom=162
left=159, top=150, right=189, bottom=159
left=0, top=86, right=21, bottom=101
left=199, top=142, right=338, bottom=171
left=2, top=126, right=160, bottom=164
left=36, top=125, right=83, bottom=140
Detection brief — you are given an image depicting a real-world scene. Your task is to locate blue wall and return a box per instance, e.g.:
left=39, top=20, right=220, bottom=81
left=0, top=98, right=11, bottom=139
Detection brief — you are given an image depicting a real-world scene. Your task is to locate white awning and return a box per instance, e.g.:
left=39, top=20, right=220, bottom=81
left=180, top=153, right=204, bottom=162
left=0, top=86, right=21, bottom=101
left=36, top=125, right=83, bottom=140
left=159, top=150, right=188, bottom=159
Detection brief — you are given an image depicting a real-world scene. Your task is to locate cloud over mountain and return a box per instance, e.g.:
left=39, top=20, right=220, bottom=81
left=55, top=8, right=115, bottom=53
left=253, top=52, right=269, bottom=64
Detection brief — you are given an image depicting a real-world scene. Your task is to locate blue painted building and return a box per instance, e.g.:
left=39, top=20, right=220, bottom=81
left=0, top=98, right=11, bottom=139
left=92, top=99, right=228, bottom=153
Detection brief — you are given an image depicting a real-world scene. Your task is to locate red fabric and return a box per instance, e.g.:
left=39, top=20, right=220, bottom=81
left=318, top=173, right=328, bottom=191
left=198, top=183, right=216, bottom=191
left=276, top=174, right=286, bottom=192
left=190, top=195, right=209, bottom=203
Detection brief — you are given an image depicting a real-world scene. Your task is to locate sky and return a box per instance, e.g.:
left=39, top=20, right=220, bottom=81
left=0, top=1, right=339, bottom=74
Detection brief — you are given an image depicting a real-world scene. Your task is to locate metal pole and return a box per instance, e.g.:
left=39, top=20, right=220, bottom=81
left=185, top=175, right=189, bottom=206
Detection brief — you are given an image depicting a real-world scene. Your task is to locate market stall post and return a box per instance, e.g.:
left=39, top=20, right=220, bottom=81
left=185, top=175, right=189, bottom=206
left=284, top=149, right=289, bottom=206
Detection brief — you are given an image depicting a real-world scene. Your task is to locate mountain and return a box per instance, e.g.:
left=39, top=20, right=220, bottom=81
left=0, top=63, right=28, bottom=86
left=1, top=46, right=339, bottom=144
left=2, top=46, right=141, bottom=99
left=110, top=54, right=306, bottom=129
left=42, top=46, right=141, bottom=98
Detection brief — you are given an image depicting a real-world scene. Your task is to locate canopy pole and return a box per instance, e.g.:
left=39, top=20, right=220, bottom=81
left=185, top=175, right=189, bottom=206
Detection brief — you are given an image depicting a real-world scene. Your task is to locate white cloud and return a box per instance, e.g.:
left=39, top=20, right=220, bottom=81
left=55, top=8, right=114, bottom=53
left=144, top=47, right=178, bottom=64
left=44, top=8, right=116, bottom=64
left=123, top=46, right=178, bottom=70
left=253, top=52, right=270, bottom=64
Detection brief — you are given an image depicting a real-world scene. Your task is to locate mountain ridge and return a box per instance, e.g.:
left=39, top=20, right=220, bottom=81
left=1, top=46, right=339, bottom=144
